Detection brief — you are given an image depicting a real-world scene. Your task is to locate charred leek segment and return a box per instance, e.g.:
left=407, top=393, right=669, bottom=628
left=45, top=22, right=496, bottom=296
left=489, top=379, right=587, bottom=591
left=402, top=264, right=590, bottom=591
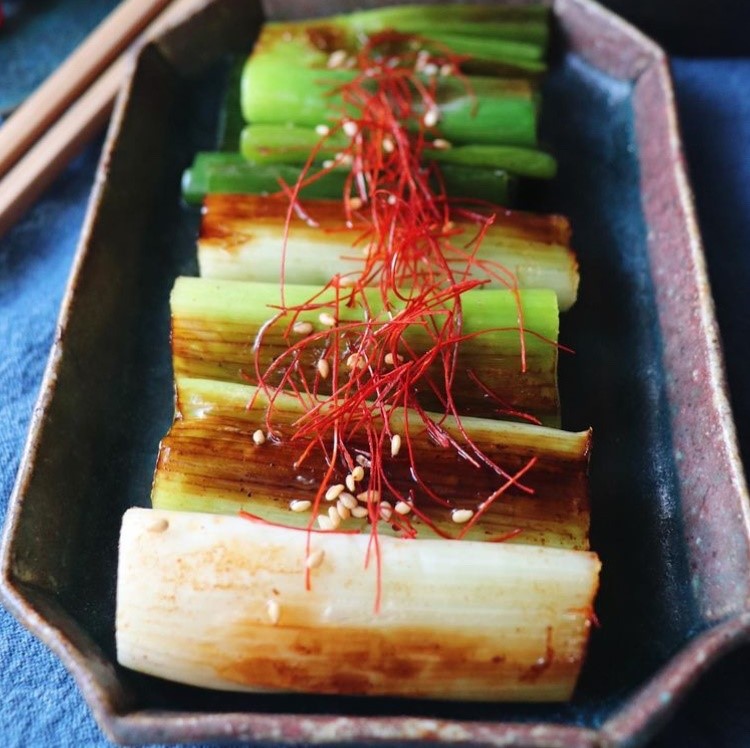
left=152, top=377, right=591, bottom=548
left=241, top=60, right=540, bottom=147
left=197, top=195, right=579, bottom=311
left=339, top=3, right=550, bottom=46
left=181, top=152, right=513, bottom=205
left=117, top=508, right=600, bottom=700
left=256, top=5, right=549, bottom=77
left=239, top=124, right=557, bottom=179
left=169, top=277, right=561, bottom=425
left=182, top=153, right=352, bottom=204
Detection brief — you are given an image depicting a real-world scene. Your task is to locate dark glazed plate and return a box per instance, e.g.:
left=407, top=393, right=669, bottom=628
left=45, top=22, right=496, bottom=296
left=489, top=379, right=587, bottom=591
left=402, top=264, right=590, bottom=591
left=2, top=0, right=749, bottom=746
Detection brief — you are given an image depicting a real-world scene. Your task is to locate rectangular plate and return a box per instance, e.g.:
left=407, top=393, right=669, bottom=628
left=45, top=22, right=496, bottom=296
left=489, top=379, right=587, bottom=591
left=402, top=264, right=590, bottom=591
left=2, top=0, right=749, bottom=746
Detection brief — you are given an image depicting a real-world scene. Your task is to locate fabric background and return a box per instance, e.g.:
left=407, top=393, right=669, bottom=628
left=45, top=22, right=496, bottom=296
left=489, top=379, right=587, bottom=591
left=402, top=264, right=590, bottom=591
left=1, top=3, right=749, bottom=747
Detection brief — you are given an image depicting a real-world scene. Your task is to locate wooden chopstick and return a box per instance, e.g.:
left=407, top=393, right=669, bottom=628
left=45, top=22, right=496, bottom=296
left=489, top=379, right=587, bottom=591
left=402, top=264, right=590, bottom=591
left=0, top=0, right=173, bottom=181
left=0, top=0, right=207, bottom=239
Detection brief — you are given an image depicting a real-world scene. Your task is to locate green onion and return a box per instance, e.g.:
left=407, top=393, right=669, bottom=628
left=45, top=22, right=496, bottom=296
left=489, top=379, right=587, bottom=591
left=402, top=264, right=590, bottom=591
left=182, top=153, right=351, bottom=204
left=153, top=376, right=590, bottom=548
left=182, top=152, right=513, bottom=205
left=198, top=194, right=578, bottom=310
left=239, top=124, right=557, bottom=178
left=217, top=57, right=246, bottom=152
left=324, top=4, right=550, bottom=45
left=257, top=6, right=549, bottom=76
left=117, top=507, right=600, bottom=700
left=170, top=277, right=561, bottom=425
left=241, top=59, right=540, bottom=147
left=427, top=143, right=556, bottom=178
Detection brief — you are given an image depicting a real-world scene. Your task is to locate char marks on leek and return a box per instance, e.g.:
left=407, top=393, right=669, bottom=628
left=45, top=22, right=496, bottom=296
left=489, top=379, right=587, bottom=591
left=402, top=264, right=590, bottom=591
left=152, top=377, right=591, bottom=548
left=170, top=277, right=561, bottom=425
left=197, top=195, right=579, bottom=310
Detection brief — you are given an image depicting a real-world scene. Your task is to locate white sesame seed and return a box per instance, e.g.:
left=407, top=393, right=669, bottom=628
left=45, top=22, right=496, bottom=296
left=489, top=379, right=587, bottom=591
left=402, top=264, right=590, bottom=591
left=346, top=353, right=365, bottom=370
left=325, top=484, right=345, bottom=502
left=432, top=138, right=452, bottom=150
left=252, top=429, right=266, bottom=445
left=322, top=159, right=335, bottom=169
left=423, top=62, right=438, bottom=76
left=327, top=49, right=348, bottom=68
left=292, top=321, right=313, bottom=335
left=147, top=518, right=169, bottom=533
left=336, top=152, right=352, bottom=165
left=423, top=108, right=439, bottom=128
left=328, top=506, right=341, bottom=528
left=379, top=501, right=393, bottom=521
left=339, top=491, right=357, bottom=509
left=357, top=489, right=380, bottom=503
left=351, top=465, right=365, bottom=482
left=336, top=501, right=351, bottom=520
left=355, top=454, right=371, bottom=468
left=339, top=492, right=358, bottom=509
left=390, top=433, right=402, bottom=457
left=345, top=474, right=356, bottom=493
left=317, top=515, right=334, bottom=531
left=395, top=500, right=412, bottom=515
left=351, top=506, right=369, bottom=519
left=319, top=312, right=336, bottom=327
left=343, top=120, right=358, bottom=137
left=387, top=194, right=397, bottom=205
left=382, top=137, right=395, bottom=153
left=305, top=548, right=325, bottom=569
left=440, top=63, right=454, bottom=77
left=315, top=124, right=330, bottom=136
left=415, top=50, right=430, bottom=69
left=317, top=358, right=330, bottom=379
left=348, top=197, right=363, bottom=210
left=451, top=508, right=474, bottom=524
left=289, top=499, right=312, bottom=512
left=338, top=276, right=356, bottom=287
left=384, top=352, right=403, bottom=366
left=266, top=599, right=281, bottom=625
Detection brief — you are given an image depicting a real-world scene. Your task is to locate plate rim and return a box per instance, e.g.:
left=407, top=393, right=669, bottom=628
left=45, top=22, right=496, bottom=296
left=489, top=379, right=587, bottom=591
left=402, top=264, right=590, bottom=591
left=2, top=0, right=749, bottom=745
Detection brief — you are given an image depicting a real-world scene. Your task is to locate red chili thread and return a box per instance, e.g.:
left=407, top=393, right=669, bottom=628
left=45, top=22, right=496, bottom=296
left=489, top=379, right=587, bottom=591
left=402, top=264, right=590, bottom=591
left=456, top=456, right=539, bottom=539
left=246, top=32, right=559, bottom=605
left=487, top=528, right=524, bottom=543
left=238, top=509, right=361, bottom=535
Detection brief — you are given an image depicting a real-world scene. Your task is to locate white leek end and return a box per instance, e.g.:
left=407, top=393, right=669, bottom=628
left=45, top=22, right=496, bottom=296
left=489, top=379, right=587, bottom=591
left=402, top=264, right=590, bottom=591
left=117, top=508, right=599, bottom=700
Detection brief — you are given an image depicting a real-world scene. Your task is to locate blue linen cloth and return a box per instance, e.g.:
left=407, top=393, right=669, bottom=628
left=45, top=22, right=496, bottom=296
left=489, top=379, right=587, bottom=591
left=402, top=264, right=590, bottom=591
left=1, top=6, right=750, bottom=746
left=0, top=0, right=118, bottom=114
left=0, top=2, right=131, bottom=745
